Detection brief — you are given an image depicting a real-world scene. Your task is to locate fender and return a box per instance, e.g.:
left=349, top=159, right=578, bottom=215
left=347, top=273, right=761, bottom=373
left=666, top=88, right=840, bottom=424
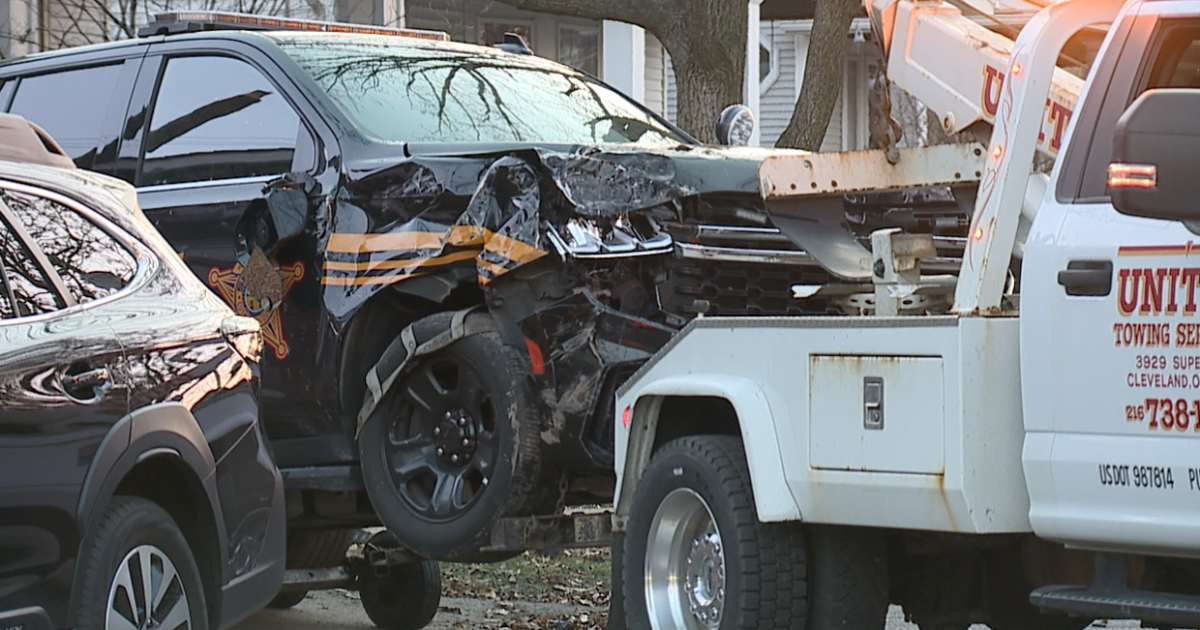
left=613, top=374, right=801, bottom=529
left=69, top=402, right=227, bottom=622
left=356, top=308, right=495, bottom=434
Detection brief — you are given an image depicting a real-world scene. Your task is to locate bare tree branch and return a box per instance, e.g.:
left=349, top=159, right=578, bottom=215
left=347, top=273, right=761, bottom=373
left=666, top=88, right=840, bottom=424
left=498, top=0, right=744, bottom=143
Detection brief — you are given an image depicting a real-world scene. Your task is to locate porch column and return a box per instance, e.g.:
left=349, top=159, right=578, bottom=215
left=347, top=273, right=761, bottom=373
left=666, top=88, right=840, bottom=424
left=745, top=0, right=763, bottom=145
left=377, top=0, right=403, bottom=27
left=602, top=20, right=646, bottom=102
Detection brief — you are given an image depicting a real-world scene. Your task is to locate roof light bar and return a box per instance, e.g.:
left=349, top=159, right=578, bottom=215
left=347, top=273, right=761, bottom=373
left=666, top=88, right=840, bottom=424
left=139, top=10, right=449, bottom=40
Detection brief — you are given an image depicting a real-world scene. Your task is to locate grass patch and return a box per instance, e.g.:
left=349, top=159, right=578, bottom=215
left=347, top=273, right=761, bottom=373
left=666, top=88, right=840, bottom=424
left=441, top=548, right=611, bottom=607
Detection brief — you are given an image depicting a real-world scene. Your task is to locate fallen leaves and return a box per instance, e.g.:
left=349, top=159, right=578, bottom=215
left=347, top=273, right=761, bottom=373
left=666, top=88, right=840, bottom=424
left=434, top=549, right=613, bottom=629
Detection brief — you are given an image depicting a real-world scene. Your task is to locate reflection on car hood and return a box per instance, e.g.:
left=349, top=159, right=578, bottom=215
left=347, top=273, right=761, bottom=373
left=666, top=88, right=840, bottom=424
left=396, top=142, right=810, bottom=203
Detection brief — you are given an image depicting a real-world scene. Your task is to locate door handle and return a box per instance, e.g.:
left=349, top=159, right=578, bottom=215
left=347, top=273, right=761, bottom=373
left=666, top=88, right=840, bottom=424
left=61, top=366, right=111, bottom=400
left=1057, top=260, right=1113, bottom=296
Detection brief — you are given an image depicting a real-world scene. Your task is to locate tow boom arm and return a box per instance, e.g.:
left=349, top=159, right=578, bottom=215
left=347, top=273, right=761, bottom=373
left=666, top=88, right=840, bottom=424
left=868, top=0, right=1086, bottom=160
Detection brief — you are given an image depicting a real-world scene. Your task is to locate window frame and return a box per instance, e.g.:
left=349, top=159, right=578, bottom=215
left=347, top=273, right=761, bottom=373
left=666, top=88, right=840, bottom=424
left=0, top=178, right=153, bottom=325
left=5, top=62, right=131, bottom=170
left=759, top=34, right=780, bottom=95
left=135, top=51, right=311, bottom=188
left=557, top=22, right=600, bottom=77
left=0, top=193, right=75, bottom=311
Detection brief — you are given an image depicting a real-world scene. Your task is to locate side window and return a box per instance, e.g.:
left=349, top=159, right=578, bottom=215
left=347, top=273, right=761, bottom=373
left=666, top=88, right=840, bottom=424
left=1143, top=26, right=1200, bottom=90
left=140, top=56, right=301, bottom=187
left=1062, top=17, right=1200, bottom=202
left=1, top=189, right=136, bottom=305
left=0, top=219, right=60, bottom=317
left=7, top=64, right=123, bottom=169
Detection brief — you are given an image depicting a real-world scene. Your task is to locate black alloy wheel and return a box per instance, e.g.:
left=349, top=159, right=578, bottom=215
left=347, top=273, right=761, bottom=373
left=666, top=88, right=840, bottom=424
left=388, top=354, right=498, bottom=521
left=359, top=313, right=548, bottom=559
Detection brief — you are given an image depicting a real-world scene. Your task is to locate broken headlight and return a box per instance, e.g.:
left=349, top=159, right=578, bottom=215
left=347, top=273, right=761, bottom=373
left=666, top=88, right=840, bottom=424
left=547, top=213, right=673, bottom=259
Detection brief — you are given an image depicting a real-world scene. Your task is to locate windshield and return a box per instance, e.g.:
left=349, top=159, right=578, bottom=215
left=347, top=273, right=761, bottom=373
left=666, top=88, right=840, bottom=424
left=273, top=34, right=689, bottom=146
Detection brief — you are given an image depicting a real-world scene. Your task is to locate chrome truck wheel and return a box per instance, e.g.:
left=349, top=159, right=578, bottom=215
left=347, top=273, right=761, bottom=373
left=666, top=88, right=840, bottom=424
left=645, top=488, right=726, bottom=629
left=623, top=435, right=888, bottom=630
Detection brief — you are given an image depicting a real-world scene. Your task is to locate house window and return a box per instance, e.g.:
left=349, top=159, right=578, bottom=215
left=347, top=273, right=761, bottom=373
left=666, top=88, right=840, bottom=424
left=479, top=22, right=534, bottom=47
left=760, top=35, right=780, bottom=94
left=559, top=24, right=599, bottom=76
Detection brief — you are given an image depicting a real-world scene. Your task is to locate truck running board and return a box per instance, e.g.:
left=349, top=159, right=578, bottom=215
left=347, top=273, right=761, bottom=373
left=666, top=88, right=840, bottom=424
left=1031, top=585, right=1200, bottom=625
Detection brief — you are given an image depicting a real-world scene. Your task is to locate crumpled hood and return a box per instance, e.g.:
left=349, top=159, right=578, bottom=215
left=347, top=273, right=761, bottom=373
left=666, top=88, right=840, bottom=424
left=396, top=142, right=808, bottom=209
left=316, top=142, right=806, bottom=324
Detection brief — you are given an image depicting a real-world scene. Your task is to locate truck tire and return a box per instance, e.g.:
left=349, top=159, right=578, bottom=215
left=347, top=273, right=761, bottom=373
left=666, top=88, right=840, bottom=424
left=624, top=436, right=807, bottom=630
left=73, top=496, right=209, bottom=630
left=623, top=436, right=888, bottom=630
left=359, top=532, right=442, bottom=630
left=359, top=314, right=548, bottom=559
left=806, top=525, right=889, bottom=630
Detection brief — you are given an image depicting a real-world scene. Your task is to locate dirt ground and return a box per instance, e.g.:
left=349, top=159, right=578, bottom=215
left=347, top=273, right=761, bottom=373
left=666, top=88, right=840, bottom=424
left=236, top=549, right=611, bottom=630
left=232, top=548, right=1139, bottom=630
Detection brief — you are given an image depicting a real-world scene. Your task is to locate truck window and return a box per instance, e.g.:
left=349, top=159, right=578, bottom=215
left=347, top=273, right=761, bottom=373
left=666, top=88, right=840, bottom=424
left=139, top=56, right=300, bottom=187
left=1143, top=27, right=1200, bottom=89
left=7, top=64, right=122, bottom=170
left=1064, top=18, right=1199, bottom=202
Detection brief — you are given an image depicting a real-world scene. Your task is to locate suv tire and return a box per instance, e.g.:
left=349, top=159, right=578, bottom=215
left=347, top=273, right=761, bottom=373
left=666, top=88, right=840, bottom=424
left=359, top=313, right=549, bottom=559
left=73, top=495, right=209, bottom=630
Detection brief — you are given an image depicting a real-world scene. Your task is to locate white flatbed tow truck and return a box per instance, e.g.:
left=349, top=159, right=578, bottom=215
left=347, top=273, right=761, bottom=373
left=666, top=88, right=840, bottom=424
left=610, top=0, right=1200, bottom=628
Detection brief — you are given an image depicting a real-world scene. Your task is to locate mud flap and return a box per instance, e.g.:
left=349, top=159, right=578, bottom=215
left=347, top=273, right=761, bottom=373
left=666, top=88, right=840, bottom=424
left=609, top=529, right=627, bottom=630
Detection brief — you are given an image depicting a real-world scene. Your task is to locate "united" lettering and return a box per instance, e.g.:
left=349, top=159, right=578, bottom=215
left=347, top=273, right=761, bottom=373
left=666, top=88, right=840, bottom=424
left=1117, top=268, right=1200, bottom=316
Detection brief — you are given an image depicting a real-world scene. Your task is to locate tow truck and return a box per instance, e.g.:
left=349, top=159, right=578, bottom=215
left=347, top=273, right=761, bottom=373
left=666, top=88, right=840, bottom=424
left=610, top=0, right=1200, bottom=628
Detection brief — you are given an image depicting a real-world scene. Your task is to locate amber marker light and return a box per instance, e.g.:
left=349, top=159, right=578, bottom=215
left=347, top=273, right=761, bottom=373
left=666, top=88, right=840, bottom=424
left=1108, top=163, right=1157, bottom=189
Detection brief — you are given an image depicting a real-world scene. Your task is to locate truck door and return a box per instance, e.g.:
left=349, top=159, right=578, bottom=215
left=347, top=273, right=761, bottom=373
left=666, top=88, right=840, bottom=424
left=120, top=48, right=328, bottom=448
left=1022, top=12, right=1200, bottom=550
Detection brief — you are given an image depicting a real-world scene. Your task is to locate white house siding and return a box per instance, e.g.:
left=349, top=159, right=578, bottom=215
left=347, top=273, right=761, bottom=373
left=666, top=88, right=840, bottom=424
left=758, top=20, right=800, bottom=147
left=643, top=32, right=666, bottom=116
left=820, top=87, right=844, bottom=151
left=661, top=18, right=875, bottom=150
left=665, top=54, right=677, bottom=125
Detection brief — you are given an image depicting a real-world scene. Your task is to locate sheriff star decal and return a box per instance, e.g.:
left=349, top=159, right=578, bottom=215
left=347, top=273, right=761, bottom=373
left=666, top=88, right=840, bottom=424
left=208, top=258, right=304, bottom=360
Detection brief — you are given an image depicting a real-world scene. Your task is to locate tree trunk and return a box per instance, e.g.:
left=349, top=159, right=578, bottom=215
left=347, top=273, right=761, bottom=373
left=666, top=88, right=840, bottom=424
left=775, top=0, right=859, bottom=150
left=497, top=0, right=745, bottom=144
left=671, top=61, right=739, bottom=143
left=658, top=9, right=744, bottom=144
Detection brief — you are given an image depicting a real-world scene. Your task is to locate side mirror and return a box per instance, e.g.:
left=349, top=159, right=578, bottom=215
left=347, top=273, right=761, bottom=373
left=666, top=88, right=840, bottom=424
left=715, top=104, right=755, bottom=147
left=1110, top=89, right=1200, bottom=222
left=234, top=172, right=317, bottom=264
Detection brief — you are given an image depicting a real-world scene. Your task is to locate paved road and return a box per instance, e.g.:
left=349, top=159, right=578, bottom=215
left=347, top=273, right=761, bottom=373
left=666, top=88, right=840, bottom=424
left=233, top=593, right=1133, bottom=630
left=235, top=588, right=606, bottom=630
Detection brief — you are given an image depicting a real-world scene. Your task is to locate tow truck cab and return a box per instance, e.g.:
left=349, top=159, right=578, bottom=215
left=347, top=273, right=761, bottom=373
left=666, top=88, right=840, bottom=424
left=612, top=1, right=1200, bottom=629
left=1023, top=0, right=1200, bottom=551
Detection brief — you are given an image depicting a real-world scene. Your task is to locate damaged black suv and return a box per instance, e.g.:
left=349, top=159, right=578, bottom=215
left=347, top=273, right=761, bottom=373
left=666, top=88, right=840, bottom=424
left=0, top=13, right=964, bottom=562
